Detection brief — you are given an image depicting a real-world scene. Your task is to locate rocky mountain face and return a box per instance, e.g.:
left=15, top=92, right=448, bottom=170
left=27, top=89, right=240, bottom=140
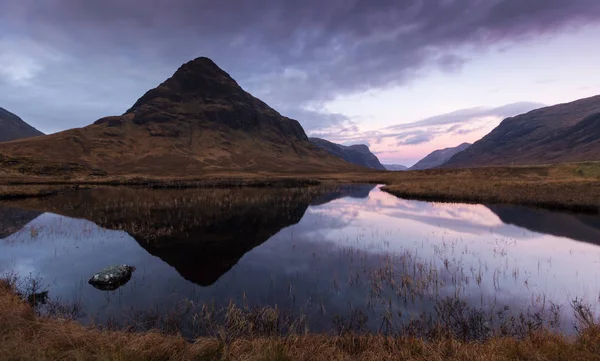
left=444, top=95, right=600, bottom=167
left=384, top=164, right=408, bottom=171
left=309, top=138, right=385, bottom=170
left=0, top=108, right=44, bottom=142
left=0, top=57, right=357, bottom=176
left=409, top=143, right=471, bottom=170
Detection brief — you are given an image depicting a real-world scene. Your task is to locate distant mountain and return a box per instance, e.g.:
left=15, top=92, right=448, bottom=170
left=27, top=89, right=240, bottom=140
left=444, top=95, right=600, bottom=168
left=384, top=164, right=408, bottom=171
left=0, top=57, right=357, bottom=176
left=308, top=138, right=385, bottom=170
left=409, top=143, right=471, bottom=170
left=0, top=107, right=44, bottom=142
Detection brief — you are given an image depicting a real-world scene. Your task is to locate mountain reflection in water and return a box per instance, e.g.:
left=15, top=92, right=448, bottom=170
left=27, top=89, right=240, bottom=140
left=2, top=184, right=600, bottom=334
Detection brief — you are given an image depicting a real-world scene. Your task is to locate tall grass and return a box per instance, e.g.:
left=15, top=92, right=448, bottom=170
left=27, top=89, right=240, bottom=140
left=2, top=277, right=600, bottom=360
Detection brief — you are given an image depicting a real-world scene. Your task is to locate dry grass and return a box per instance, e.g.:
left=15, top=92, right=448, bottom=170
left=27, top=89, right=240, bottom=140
left=382, top=162, right=600, bottom=212
left=3, top=161, right=600, bottom=211
left=2, top=279, right=600, bottom=361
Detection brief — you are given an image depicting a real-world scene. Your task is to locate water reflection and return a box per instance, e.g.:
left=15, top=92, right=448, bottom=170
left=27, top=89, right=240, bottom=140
left=488, top=205, right=600, bottom=246
left=1, top=185, right=600, bottom=334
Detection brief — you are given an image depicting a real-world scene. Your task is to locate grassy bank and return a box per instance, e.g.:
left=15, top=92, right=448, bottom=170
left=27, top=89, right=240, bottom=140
left=2, top=280, right=600, bottom=361
left=2, top=161, right=600, bottom=211
left=382, top=162, right=600, bottom=212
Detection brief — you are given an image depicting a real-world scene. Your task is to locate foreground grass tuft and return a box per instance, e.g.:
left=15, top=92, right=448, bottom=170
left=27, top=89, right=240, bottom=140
left=2, top=280, right=600, bottom=360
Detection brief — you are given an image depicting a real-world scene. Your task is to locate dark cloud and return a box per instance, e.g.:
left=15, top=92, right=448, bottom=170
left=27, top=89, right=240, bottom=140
left=0, top=0, right=598, bottom=132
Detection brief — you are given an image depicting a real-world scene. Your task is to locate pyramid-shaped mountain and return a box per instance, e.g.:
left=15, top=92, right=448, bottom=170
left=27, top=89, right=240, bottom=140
left=0, top=57, right=358, bottom=175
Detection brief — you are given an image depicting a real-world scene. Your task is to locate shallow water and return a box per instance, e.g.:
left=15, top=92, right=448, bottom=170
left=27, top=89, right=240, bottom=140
left=1, top=185, right=600, bottom=335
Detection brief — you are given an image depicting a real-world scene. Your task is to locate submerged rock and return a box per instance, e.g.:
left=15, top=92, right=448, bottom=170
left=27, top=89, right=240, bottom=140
left=88, top=265, right=136, bottom=291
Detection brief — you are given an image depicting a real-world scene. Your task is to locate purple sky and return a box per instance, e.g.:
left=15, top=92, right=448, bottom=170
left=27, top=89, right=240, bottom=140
left=1, top=0, right=600, bottom=165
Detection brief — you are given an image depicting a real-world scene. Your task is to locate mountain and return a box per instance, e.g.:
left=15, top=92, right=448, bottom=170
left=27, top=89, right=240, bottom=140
left=0, top=57, right=357, bottom=176
left=444, top=95, right=600, bottom=168
left=308, top=138, right=385, bottom=170
left=0, top=107, right=44, bottom=142
left=384, top=164, right=408, bottom=171
left=409, top=143, right=471, bottom=170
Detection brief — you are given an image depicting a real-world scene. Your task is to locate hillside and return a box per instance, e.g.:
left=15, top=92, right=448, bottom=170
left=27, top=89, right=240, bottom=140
left=308, top=138, right=385, bottom=170
left=409, top=143, right=471, bottom=170
left=444, top=95, right=600, bottom=167
left=0, top=58, right=358, bottom=176
left=0, top=108, right=44, bottom=142
left=384, top=164, right=408, bottom=171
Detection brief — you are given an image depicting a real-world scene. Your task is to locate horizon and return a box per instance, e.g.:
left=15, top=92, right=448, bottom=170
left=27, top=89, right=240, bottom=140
left=2, top=1, right=600, bottom=166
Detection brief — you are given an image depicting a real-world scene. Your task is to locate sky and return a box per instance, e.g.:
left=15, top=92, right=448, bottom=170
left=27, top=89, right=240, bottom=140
left=1, top=0, right=600, bottom=166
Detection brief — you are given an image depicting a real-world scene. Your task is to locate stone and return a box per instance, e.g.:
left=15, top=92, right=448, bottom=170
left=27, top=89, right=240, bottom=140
left=88, top=264, right=136, bottom=291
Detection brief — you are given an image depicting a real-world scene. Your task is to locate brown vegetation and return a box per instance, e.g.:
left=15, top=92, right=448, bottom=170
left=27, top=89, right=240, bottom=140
left=2, top=279, right=600, bottom=361
left=3, top=161, right=600, bottom=212
left=382, top=162, right=600, bottom=212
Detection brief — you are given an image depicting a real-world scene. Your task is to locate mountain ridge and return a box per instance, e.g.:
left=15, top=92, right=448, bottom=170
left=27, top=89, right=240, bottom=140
left=444, top=95, right=600, bottom=167
left=409, top=143, right=471, bottom=170
left=384, top=164, right=408, bottom=171
left=308, top=138, right=386, bottom=170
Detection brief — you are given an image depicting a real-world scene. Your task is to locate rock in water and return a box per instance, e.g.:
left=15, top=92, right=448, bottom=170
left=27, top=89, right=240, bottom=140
left=88, top=265, right=136, bottom=291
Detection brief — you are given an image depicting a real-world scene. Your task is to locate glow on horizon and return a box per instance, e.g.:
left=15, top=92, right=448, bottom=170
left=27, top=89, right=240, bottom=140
left=321, top=24, right=600, bottom=166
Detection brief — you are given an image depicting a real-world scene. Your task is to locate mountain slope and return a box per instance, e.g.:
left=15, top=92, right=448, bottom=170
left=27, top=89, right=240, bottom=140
left=309, top=138, right=385, bottom=170
left=0, top=57, right=358, bottom=176
left=0, top=108, right=44, bottom=142
left=384, top=164, right=408, bottom=171
left=444, top=95, right=600, bottom=167
left=409, top=143, right=471, bottom=170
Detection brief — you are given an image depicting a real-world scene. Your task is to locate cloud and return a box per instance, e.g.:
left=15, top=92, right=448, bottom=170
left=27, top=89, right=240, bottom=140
left=0, top=0, right=598, bottom=132
left=324, top=101, right=545, bottom=165
left=397, top=133, right=435, bottom=146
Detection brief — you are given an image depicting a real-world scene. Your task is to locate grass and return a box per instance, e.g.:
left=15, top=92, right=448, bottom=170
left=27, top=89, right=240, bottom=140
left=2, top=279, right=600, bottom=361
left=381, top=162, right=600, bottom=212
left=3, top=161, right=600, bottom=211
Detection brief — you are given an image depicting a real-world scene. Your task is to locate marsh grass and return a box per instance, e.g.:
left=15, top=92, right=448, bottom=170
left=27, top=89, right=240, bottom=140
left=381, top=162, right=600, bottom=213
left=3, top=161, right=600, bottom=212
left=2, top=276, right=600, bottom=360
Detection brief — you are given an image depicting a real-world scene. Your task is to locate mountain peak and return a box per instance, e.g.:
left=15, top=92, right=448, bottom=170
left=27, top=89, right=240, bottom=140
left=1, top=57, right=357, bottom=176
left=169, top=57, right=237, bottom=90
left=126, top=56, right=244, bottom=114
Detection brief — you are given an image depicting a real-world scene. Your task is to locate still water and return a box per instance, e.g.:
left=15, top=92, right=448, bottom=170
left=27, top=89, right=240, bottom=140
left=1, top=185, right=600, bottom=335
